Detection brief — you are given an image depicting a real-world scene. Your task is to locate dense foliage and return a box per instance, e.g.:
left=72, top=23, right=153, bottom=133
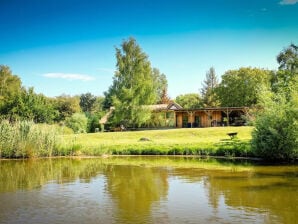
left=104, top=38, right=158, bottom=128
left=65, top=113, right=88, bottom=133
left=175, top=93, right=203, bottom=109
left=216, top=67, right=272, bottom=107
left=252, top=44, right=298, bottom=161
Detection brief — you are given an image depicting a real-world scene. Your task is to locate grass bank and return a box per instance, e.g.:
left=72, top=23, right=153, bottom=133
left=0, top=120, right=254, bottom=158
left=61, top=126, right=254, bottom=157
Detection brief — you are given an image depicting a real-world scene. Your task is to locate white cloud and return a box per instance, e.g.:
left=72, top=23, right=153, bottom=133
left=97, top=67, right=115, bottom=74
left=43, top=73, right=95, bottom=81
left=279, top=0, right=298, bottom=5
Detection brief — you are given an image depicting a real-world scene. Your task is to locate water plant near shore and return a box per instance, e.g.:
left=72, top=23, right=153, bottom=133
left=0, top=120, right=60, bottom=158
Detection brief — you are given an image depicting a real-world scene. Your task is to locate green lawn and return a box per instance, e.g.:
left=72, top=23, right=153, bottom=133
left=60, top=126, right=254, bottom=157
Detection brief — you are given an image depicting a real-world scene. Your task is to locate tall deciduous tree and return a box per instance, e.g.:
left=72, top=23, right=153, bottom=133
left=175, top=93, right=203, bottom=109
left=53, top=95, right=81, bottom=122
left=201, top=67, right=220, bottom=107
left=216, top=67, right=272, bottom=107
left=277, top=43, right=298, bottom=72
left=0, top=65, right=22, bottom=113
left=106, top=38, right=157, bottom=127
left=272, top=44, right=298, bottom=99
left=152, top=68, right=170, bottom=103
left=79, top=92, right=97, bottom=113
left=252, top=44, right=298, bottom=161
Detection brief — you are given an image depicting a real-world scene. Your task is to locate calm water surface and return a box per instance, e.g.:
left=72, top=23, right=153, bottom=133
left=0, top=156, right=297, bottom=224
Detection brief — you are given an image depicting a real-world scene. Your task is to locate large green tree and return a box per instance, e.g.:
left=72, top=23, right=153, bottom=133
left=216, top=67, right=272, bottom=107
left=272, top=44, right=298, bottom=99
left=53, top=95, right=81, bottom=122
left=201, top=67, right=220, bottom=107
left=152, top=68, right=170, bottom=104
left=79, top=92, right=97, bottom=113
left=1, top=87, right=57, bottom=123
left=106, top=38, right=157, bottom=127
left=175, top=93, right=203, bottom=109
left=252, top=44, right=298, bottom=161
left=0, top=65, right=22, bottom=117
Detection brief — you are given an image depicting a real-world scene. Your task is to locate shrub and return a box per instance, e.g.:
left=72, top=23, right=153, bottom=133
left=65, top=113, right=88, bottom=133
left=252, top=97, right=298, bottom=161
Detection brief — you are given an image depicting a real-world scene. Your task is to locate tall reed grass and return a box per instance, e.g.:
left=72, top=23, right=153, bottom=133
left=0, top=120, right=61, bottom=158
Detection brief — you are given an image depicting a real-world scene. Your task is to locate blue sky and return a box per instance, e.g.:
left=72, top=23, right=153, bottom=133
left=0, top=0, right=297, bottom=98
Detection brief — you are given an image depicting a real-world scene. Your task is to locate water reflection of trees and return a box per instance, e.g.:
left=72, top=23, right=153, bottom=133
left=202, top=168, right=298, bottom=224
left=0, top=158, right=106, bottom=192
left=0, top=157, right=297, bottom=223
left=103, top=165, right=169, bottom=223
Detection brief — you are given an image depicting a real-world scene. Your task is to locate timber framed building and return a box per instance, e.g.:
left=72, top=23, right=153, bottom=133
left=100, top=102, right=249, bottom=130
left=151, top=102, right=248, bottom=128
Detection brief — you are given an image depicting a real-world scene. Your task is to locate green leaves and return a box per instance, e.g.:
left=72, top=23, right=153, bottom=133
left=216, top=67, right=272, bottom=107
left=106, top=38, right=158, bottom=127
left=175, top=93, right=202, bottom=109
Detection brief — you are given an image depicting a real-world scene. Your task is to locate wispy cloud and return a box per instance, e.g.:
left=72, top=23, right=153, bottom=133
left=43, top=73, right=95, bottom=81
left=97, top=67, right=115, bottom=74
left=279, top=0, right=298, bottom=5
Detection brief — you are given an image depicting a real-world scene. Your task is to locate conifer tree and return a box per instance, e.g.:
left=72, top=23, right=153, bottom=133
left=201, top=67, right=220, bottom=107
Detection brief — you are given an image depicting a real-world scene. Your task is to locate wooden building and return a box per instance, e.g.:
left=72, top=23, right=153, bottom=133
left=149, top=103, right=248, bottom=128
left=174, top=107, right=248, bottom=128
left=100, top=102, right=248, bottom=130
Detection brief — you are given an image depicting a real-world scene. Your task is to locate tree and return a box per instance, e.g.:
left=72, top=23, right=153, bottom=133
left=17, top=88, right=57, bottom=123
left=53, top=95, right=81, bottom=122
left=105, top=38, right=157, bottom=127
left=175, top=93, right=203, bottom=109
left=216, top=67, right=272, bottom=107
left=159, top=87, right=171, bottom=104
left=277, top=43, right=298, bottom=72
left=252, top=91, right=297, bottom=161
left=252, top=44, right=298, bottom=161
left=85, top=96, right=105, bottom=133
left=79, top=92, right=97, bottom=113
left=200, top=67, right=220, bottom=107
left=152, top=68, right=170, bottom=103
left=0, top=65, right=22, bottom=118
left=1, top=87, right=57, bottom=123
left=272, top=44, right=298, bottom=99
left=0, top=65, right=21, bottom=101
left=65, top=113, right=88, bottom=133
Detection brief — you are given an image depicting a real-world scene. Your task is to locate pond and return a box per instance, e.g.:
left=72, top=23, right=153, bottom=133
left=0, top=156, right=297, bottom=224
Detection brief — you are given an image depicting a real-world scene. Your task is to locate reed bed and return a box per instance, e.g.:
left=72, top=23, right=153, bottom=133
left=0, top=120, right=60, bottom=158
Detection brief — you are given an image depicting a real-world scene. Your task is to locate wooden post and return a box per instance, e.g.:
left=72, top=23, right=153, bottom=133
left=187, top=111, right=194, bottom=128
left=204, top=110, right=213, bottom=127
left=174, top=111, right=176, bottom=128
left=222, top=108, right=232, bottom=126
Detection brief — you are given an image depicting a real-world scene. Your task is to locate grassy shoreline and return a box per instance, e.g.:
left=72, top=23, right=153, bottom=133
left=0, top=121, right=254, bottom=158
left=60, top=126, right=254, bottom=157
